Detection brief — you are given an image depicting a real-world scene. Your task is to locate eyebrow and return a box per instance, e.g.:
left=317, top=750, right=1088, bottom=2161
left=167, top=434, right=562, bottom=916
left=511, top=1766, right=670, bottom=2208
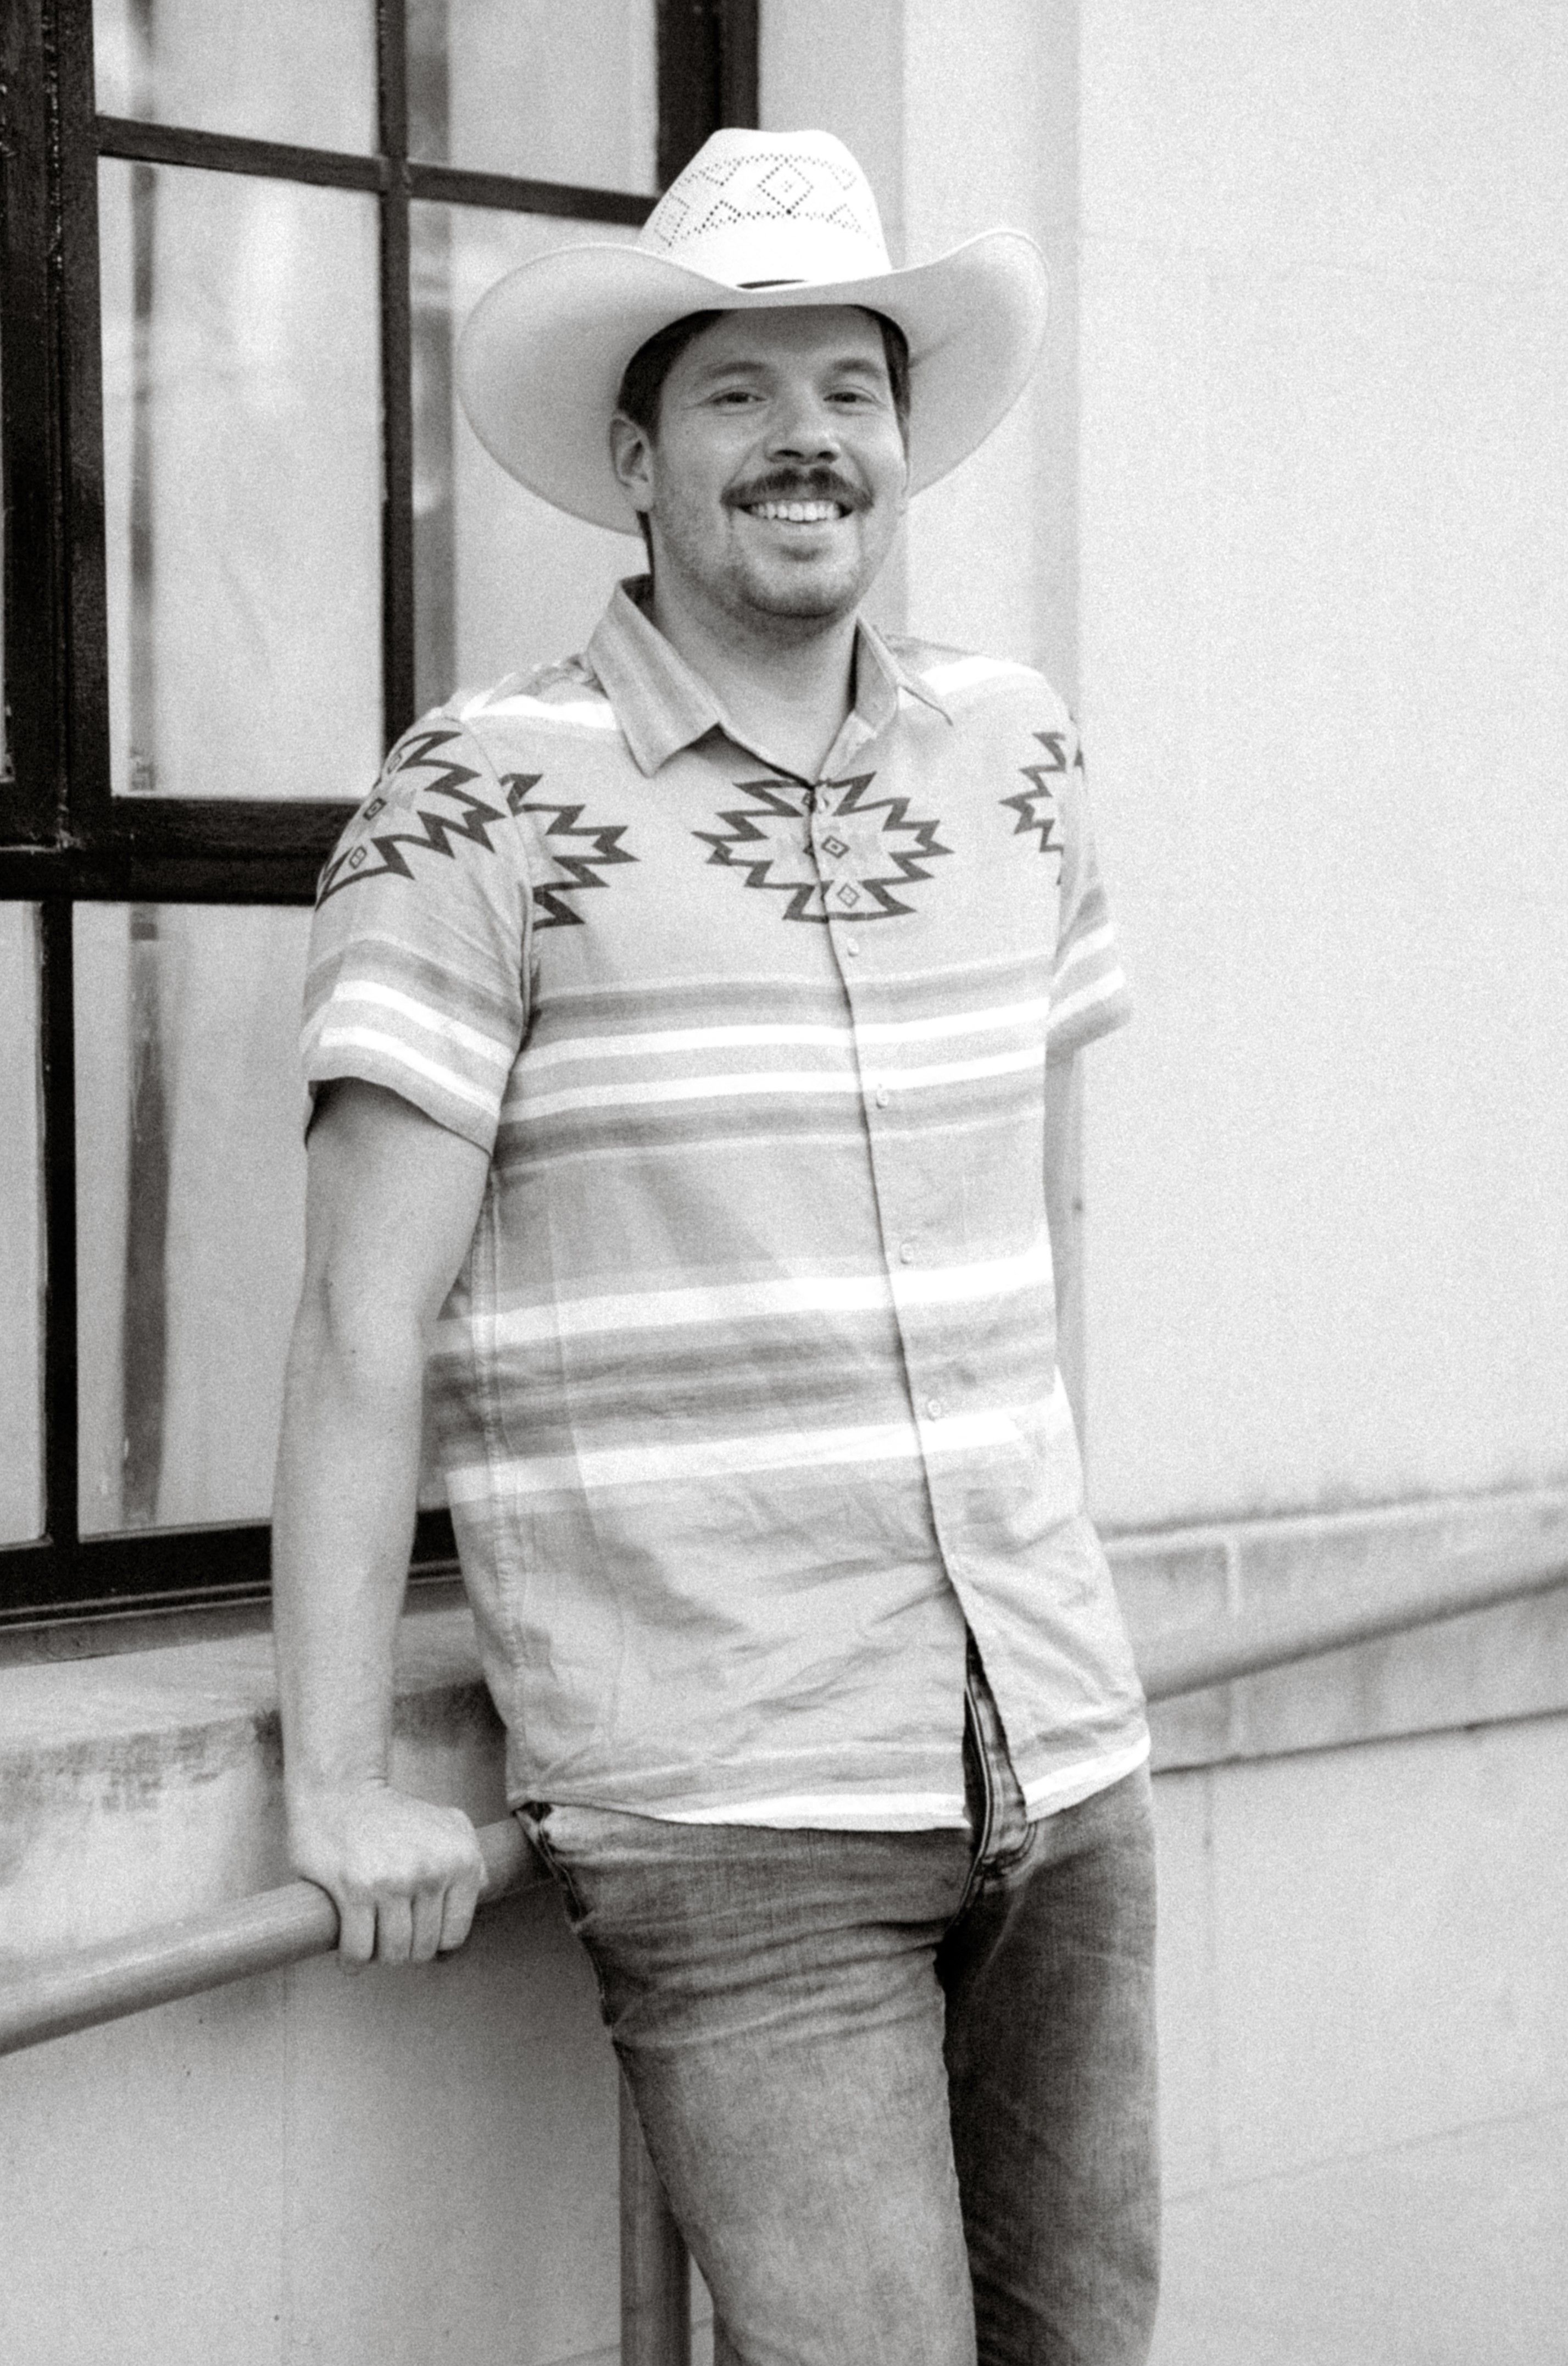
left=685, top=351, right=889, bottom=389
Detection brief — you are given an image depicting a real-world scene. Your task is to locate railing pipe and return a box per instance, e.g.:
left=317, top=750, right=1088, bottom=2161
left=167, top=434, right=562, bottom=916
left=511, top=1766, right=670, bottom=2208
left=2, top=1538, right=1564, bottom=2063
left=2, top=1535, right=1565, bottom=2366
left=0, top=1814, right=535, bottom=2057
left=1138, top=1534, right=1567, bottom=1704
left=620, top=2079, right=691, bottom=2366
left=2, top=1537, right=1564, bottom=2065
left=619, top=2085, right=743, bottom=2366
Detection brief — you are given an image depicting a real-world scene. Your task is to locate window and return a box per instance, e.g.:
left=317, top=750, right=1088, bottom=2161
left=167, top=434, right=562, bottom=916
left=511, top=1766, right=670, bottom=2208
left=0, top=0, right=758, bottom=1622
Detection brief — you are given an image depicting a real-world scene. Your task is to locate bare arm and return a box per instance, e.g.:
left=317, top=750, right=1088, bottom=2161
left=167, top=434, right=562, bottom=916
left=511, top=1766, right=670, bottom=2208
left=272, top=1079, right=491, bottom=1965
left=1043, top=1053, right=1085, bottom=1439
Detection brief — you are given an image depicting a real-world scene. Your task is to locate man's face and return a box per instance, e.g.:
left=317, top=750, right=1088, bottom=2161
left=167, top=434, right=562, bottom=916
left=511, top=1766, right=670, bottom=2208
left=611, top=307, right=910, bottom=635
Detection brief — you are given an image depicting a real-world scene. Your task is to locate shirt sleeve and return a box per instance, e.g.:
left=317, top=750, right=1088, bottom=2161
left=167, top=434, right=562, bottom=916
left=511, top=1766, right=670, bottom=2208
left=1046, top=716, right=1134, bottom=1064
left=300, top=715, right=531, bottom=1152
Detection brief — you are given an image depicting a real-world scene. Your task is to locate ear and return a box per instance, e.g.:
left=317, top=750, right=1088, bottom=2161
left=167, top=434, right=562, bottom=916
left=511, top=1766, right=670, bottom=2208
left=609, top=412, right=655, bottom=515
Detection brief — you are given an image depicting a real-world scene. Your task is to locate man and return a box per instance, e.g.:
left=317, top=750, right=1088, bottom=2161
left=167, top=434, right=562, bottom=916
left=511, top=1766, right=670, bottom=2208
left=274, top=128, right=1157, bottom=2364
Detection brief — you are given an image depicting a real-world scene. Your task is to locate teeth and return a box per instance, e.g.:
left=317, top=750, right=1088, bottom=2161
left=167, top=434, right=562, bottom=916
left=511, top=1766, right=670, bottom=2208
left=748, top=500, right=844, bottom=523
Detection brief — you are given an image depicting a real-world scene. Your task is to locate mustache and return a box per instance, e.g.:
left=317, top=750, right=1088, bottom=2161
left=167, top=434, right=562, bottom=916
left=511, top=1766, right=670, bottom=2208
left=725, top=466, right=870, bottom=513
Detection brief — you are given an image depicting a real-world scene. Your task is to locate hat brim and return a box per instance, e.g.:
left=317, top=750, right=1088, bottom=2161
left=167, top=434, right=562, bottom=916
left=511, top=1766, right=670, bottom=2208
left=455, top=230, right=1049, bottom=534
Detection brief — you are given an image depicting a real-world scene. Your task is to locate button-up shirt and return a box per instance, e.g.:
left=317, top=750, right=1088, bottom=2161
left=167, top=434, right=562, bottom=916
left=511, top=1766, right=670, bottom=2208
left=302, top=581, right=1148, bottom=1829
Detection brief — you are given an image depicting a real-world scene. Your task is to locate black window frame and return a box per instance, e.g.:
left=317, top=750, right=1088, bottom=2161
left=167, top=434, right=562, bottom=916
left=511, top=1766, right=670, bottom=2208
left=0, top=0, right=759, bottom=1625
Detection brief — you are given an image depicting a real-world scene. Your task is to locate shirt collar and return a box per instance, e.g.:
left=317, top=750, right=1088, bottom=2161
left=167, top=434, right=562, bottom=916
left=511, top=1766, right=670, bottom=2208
left=585, top=577, right=951, bottom=779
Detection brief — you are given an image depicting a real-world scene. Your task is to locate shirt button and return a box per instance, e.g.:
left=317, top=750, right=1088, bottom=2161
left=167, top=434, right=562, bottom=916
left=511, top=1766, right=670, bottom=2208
left=925, top=1397, right=945, bottom=1421
left=844, top=938, right=861, bottom=958
left=899, top=1241, right=916, bottom=1264
left=875, top=1087, right=890, bottom=1110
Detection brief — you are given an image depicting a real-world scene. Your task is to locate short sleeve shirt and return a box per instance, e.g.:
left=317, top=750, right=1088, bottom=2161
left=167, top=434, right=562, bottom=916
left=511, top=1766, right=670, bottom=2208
left=303, top=581, right=1148, bottom=1829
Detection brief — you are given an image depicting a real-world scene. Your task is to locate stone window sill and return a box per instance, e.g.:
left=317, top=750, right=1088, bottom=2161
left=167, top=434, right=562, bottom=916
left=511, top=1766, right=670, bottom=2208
left=3, top=1487, right=1564, bottom=1957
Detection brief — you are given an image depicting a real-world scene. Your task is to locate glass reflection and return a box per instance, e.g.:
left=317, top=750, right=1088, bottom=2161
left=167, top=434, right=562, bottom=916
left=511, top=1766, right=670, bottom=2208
left=76, top=905, right=313, bottom=1532
left=94, top=0, right=377, bottom=155
left=412, top=204, right=642, bottom=713
left=99, top=159, right=383, bottom=802
left=408, top=0, right=657, bottom=194
left=0, top=907, right=43, bottom=1544
left=75, top=906, right=446, bottom=1535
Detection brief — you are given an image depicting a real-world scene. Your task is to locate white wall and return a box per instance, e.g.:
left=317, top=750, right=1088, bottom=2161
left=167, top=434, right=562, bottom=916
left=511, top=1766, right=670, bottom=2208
left=1076, top=0, right=1568, bottom=1526
left=761, top=0, right=1080, bottom=676
left=7, top=14, right=1563, bottom=2361
left=1152, top=1713, right=1568, bottom=2365
left=769, top=0, right=1568, bottom=1535
left=7, top=1700, right=1564, bottom=2366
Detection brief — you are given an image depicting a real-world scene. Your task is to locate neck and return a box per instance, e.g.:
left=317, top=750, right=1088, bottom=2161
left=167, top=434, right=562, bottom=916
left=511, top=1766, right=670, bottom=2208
left=646, top=573, right=858, bottom=782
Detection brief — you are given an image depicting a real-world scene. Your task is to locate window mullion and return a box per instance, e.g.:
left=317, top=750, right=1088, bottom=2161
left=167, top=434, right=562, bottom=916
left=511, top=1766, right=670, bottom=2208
left=38, top=898, right=80, bottom=1567
left=0, top=0, right=69, bottom=846
left=378, top=0, right=416, bottom=750
left=657, top=0, right=758, bottom=192
left=718, top=0, right=760, bottom=138
left=1, top=0, right=747, bottom=1621
left=52, top=0, right=115, bottom=845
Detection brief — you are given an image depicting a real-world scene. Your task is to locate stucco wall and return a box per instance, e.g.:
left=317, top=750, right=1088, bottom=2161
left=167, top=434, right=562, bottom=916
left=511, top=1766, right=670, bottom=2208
left=766, top=0, right=1568, bottom=1534
left=5, top=1687, right=1564, bottom=2366
left=1075, top=0, right=1568, bottom=1526
left=754, top=9, right=1568, bottom=2355
left=4, top=12, right=1563, bottom=2363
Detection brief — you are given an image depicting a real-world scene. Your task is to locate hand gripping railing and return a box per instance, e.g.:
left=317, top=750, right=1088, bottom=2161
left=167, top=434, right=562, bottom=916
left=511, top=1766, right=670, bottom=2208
left=2, top=1534, right=1565, bottom=2365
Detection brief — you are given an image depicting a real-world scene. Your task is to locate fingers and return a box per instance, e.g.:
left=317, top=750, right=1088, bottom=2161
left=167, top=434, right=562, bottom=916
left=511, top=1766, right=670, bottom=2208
left=337, top=1892, right=377, bottom=1970
left=376, top=1893, right=416, bottom=1964
left=344, top=1859, right=482, bottom=1969
left=408, top=1884, right=446, bottom=1964
left=333, top=1884, right=442, bottom=1969
left=437, top=1862, right=481, bottom=1956
left=290, top=1789, right=484, bottom=1970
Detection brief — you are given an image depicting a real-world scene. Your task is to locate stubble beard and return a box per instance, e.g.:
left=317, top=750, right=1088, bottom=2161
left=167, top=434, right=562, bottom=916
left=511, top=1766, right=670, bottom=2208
left=727, top=549, right=864, bottom=628
left=653, top=506, right=877, bottom=641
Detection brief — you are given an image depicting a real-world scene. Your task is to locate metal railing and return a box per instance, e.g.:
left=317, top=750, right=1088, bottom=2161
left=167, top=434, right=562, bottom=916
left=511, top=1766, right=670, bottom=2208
left=2, top=1532, right=1564, bottom=2365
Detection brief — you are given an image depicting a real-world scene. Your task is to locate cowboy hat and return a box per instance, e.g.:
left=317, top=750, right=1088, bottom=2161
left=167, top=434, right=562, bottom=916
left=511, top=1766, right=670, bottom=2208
left=456, top=127, right=1049, bottom=534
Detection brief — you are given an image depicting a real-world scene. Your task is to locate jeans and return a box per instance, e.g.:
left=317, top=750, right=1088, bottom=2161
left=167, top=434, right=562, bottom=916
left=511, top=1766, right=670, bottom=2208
left=519, top=1653, right=1159, bottom=2366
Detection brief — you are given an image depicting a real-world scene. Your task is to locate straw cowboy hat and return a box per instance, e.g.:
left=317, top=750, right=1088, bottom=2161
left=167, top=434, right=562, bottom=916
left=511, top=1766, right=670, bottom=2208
left=457, top=127, right=1049, bottom=534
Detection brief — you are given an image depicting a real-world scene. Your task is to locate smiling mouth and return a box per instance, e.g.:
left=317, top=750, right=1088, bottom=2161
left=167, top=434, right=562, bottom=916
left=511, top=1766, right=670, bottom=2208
left=744, top=499, right=849, bottom=524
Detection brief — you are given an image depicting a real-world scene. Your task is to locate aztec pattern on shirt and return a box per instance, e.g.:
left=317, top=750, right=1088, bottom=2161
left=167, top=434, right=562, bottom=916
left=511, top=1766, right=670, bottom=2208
left=302, top=584, right=1144, bottom=1830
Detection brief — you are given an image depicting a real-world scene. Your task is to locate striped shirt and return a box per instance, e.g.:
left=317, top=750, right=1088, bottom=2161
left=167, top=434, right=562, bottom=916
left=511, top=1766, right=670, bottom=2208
left=303, top=580, right=1148, bottom=1829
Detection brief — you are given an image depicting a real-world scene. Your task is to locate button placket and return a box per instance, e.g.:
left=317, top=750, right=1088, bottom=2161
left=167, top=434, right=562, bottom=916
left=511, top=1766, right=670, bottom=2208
left=827, top=885, right=958, bottom=1540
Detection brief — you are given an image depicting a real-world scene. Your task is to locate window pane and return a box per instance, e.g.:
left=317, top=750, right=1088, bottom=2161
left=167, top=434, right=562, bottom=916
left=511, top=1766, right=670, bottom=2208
left=99, top=160, right=382, bottom=801
left=408, top=0, right=657, bottom=195
left=75, top=904, right=310, bottom=1534
left=412, top=204, right=642, bottom=712
left=0, top=907, right=43, bottom=1544
left=93, top=0, right=377, bottom=154
left=74, top=906, right=446, bottom=1536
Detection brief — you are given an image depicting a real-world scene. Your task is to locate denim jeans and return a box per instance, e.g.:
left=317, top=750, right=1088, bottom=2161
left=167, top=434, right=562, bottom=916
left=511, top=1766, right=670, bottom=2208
left=519, top=1653, right=1159, bottom=2366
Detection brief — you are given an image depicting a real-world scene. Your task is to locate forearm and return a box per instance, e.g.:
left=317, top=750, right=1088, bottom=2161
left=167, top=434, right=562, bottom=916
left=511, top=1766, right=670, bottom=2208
left=268, top=1081, right=490, bottom=1961
left=271, top=1294, right=426, bottom=1801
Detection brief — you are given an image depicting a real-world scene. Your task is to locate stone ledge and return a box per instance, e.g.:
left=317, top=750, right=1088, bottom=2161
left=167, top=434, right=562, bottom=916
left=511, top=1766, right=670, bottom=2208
left=1107, top=1484, right=1568, bottom=1770
left=0, top=1604, right=509, bottom=1959
left=3, top=1485, right=1565, bottom=1954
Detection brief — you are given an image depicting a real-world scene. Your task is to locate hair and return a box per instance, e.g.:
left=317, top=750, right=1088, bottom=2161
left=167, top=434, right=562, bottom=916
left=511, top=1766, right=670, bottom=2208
left=614, top=307, right=912, bottom=564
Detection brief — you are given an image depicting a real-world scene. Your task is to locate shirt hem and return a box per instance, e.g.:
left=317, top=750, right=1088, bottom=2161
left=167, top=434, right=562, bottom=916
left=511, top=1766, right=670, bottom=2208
left=1021, top=1728, right=1152, bottom=1820
left=653, top=1791, right=971, bottom=1832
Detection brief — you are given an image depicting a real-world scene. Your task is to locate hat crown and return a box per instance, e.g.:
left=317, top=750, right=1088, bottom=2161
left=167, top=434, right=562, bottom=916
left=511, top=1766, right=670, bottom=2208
left=638, top=129, right=893, bottom=290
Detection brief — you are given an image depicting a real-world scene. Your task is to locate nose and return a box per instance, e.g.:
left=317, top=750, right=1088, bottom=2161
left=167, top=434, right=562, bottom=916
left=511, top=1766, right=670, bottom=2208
left=766, top=384, right=842, bottom=461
